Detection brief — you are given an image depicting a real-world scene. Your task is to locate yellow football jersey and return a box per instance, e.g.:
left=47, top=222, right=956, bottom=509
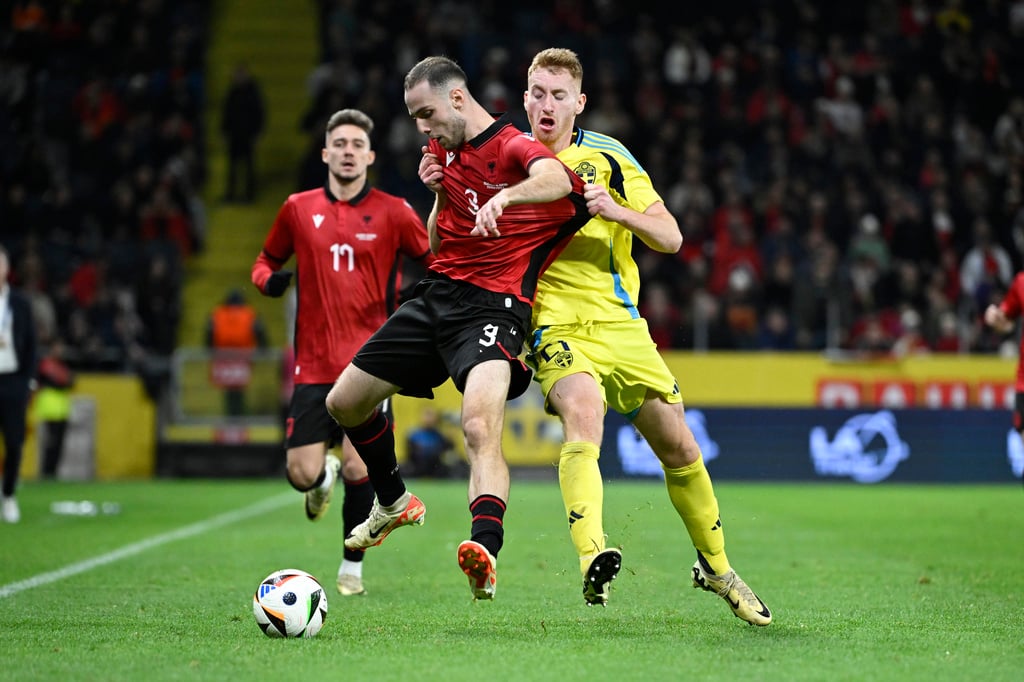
left=532, top=127, right=665, bottom=327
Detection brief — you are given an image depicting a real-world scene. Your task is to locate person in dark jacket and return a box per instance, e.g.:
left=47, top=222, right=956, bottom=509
left=0, top=244, right=38, bottom=523
left=221, top=62, right=266, bottom=203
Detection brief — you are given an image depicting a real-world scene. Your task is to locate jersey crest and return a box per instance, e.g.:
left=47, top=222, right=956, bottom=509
left=573, top=160, right=598, bottom=184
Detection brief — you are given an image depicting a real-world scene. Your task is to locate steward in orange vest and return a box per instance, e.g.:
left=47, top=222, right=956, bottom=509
left=206, top=289, right=267, bottom=395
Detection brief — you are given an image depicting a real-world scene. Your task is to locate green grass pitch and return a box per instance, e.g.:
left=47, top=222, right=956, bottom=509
left=2, top=477, right=1022, bottom=681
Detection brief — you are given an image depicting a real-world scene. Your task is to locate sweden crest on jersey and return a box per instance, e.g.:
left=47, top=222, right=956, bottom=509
left=573, top=160, right=598, bottom=184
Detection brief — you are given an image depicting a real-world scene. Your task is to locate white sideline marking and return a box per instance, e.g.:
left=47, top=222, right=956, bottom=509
left=0, top=492, right=294, bottom=599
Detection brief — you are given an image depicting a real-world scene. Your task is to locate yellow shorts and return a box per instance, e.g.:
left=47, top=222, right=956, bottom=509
left=528, top=318, right=682, bottom=419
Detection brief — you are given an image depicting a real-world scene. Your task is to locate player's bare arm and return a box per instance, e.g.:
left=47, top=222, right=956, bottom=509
left=471, top=157, right=572, bottom=237
left=418, top=146, right=447, bottom=253
left=426, top=196, right=443, bottom=254
left=583, top=182, right=681, bottom=254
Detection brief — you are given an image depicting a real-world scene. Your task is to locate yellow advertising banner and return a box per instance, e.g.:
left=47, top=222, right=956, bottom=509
left=392, top=352, right=1018, bottom=466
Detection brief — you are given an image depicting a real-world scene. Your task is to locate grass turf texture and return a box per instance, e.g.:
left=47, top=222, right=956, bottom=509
left=2, top=479, right=1022, bottom=681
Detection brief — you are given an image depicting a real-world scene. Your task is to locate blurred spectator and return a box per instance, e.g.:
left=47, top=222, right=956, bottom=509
left=891, top=308, right=932, bottom=357
left=662, top=27, right=711, bottom=95
left=665, top=161, right=714, bottom=218
left=849, top=213, right=891, bottom=273
left=709, top=216, right=762, bottom=296
left=34, top=338, right=75, bottom=479
left=136, top=253, right=181, bottom=356
left=72, top=75, right=123, bottom=142
left=846, top=213, right=895, bottom=318
left=761, top=250, right=796, bottom=313
left=992, top=96, right=1024, bottom=162
left=959, top=216, right=1014, bottom=312
left=850, top=312, right=895, bottom=355
left=404, top=407, right=457, bottom=479
left=757, top=304, right=797, bottom=351
left=816, top=75, right=864, bottom=141
left=721, top=267, right=761, bottom=349
left=140, top=184, right=194, bottom=260
left=220, top=62, right=265, bottom=203
left=640, top=282, right=685, bottom=349
left=16, top=245, right=56, bottom=344
left=932, top=309, right=965, bottom=353
left=792, top=240, right=843, bottom=350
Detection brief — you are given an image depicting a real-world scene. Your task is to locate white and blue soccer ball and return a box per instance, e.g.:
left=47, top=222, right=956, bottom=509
left=252, top=569, right=328, bottom=638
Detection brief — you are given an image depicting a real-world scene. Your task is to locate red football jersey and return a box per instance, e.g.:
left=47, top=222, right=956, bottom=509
left=427, top=116, right=589, bottom=303
left=998, top=271, right=1024, bottom=390
left=252, top=184, right=431, bottom=384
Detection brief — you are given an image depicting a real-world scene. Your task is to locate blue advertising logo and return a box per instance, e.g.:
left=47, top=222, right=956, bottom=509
left=809, top=410, right=909, bottom=483
left=1006, top=429, right=1024, bottom=478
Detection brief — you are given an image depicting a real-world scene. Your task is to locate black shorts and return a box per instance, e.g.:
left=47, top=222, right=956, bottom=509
left=351, top=275, right=533, bottom=400
left=286, top=384, right=392, bottom=449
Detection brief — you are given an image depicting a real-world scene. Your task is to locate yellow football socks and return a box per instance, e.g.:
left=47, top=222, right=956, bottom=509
left=558, top=441, right=606, bottom=574
left=663, top=457, right=731, bottom=575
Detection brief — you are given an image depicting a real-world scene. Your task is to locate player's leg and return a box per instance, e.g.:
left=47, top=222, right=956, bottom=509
left=328, top=295, right=444, bottom=506
left=327, top=365, right=423, bottom=550
left=0, top=393, right=27, bottom=523
left=633, top=397, right=725, bottom=567
left=327, top=362, right=402, bottom=500
left=634, top=397, right=771, bottom=626
left=442, top=280, right=534, bottom=599
left=549, top=372, right=606, bottom=557
left=461, top=360, right=512, bottom=501
left=600, top=320, right=728, bottom=571
left=336, top=433, right=372, bottom=596
left=287, top=442, right=338, bottom=520
left=328, top=297, right=450, bottom=552
left=454, top=359, right=512, bottom=600
left=532, top=326, right=621, bottom=604
left=285, top=385, right=341, bottom=522
left=549, top=373, right=620, bottom=603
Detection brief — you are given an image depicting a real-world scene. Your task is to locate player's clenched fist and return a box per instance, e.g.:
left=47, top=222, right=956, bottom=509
left=418, top=146, right=444, bottom=192
left=583, top=182, right=624, bottom=223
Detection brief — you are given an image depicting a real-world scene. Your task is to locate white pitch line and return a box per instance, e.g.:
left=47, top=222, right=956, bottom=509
left=0, top=492, right=294, bottom=599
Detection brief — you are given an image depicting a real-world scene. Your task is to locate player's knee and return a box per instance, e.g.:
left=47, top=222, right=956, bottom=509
left=650, top=428, right=702, bottom=468
left=326, top=379, right=379, bottom=427
left=461, top=413, right=497, bottom=455
left=562, top=410, right=603, bottom=442
left=325, top=385, right=353, bottom=424
left=557, top=400, right=603, bottom=440
left=285, top=458, right=321, bottom=491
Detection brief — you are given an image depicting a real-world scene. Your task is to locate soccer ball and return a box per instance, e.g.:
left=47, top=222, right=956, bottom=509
left=252, top=569, right=328, bottom=638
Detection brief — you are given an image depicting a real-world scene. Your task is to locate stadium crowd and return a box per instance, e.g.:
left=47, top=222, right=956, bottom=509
left=3, top=0, right=1024, bottom=373
left=1, top=0, right=207, bottom=377
left=305, top=0, right=1024, bottom=355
